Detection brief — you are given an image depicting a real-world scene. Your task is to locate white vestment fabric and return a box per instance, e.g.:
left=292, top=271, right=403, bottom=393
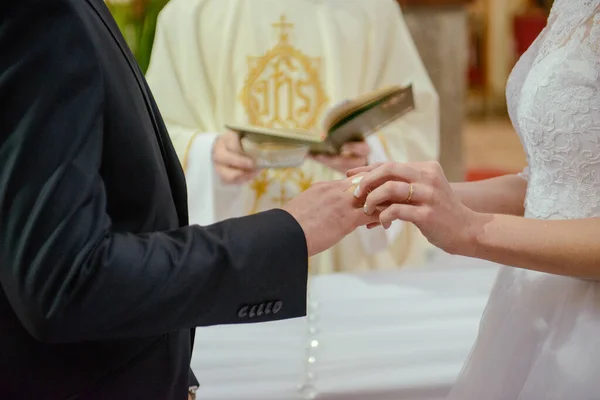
left=146, top=0, right=439, bottom=273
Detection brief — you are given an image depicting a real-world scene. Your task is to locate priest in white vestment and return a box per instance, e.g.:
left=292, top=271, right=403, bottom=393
left=146, top=0, right=440, bottom=274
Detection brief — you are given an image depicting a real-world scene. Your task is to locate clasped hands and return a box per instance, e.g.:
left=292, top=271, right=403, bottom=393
left=212, top=131, right=481, bottom=257
left=283, top=160, right=480, bottom=259
left=347, top=161, right=480, bottom=255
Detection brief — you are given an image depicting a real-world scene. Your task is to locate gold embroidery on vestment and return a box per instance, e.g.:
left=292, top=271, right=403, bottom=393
left=239, top=15, right=329, bottom=213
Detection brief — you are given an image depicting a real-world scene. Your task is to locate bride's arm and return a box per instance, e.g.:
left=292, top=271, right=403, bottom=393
left=351, top=162, right=600, bottom=280
left=451, top=173, right=600, bottom=278
left=464, top=214, right=600, bottom=279
left=451, top=174, right=527, bottom=216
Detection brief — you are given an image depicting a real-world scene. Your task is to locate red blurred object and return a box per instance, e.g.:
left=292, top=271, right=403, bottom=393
left=468, top=54, right=484, bottom=87
left=466, top=168, right=513, bottom=181
left=468, top=15, right=485, bottom=88
left=513, top=10, right=548, bottom=58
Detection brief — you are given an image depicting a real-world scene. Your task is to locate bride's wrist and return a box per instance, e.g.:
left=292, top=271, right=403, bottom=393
left=453, top=211, right=494, bottom=258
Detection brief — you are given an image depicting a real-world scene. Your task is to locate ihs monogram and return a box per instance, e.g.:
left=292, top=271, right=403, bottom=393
left=239, top=15, right=329, bottom=213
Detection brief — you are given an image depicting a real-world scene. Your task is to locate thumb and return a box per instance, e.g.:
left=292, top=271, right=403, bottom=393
left=346, top=163, right=382, bottom=177
left=341, top=141, right=371, bottom=157
left=224, top=132, right=245, bottom=153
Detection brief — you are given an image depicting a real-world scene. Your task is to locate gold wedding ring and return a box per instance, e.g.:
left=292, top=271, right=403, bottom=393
left=346, top=184, right=371, bottom=194
left=404, top=183, right=414, bottom=204
left=346, top=176, right=363, bottom=193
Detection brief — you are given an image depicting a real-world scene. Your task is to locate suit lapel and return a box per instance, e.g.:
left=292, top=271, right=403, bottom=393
left=85, top=0, right=197, bottom=357
left=84, top=0, right=167, bottom=157
left=84, top=0, right=193, bottom=226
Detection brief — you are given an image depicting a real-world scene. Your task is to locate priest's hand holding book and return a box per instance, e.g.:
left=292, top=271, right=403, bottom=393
left=212, top=130, right=259, bottom=184
left=225, top=85, right=415, bottom=173
left=212, top=128, right=371, bottom=182
left=310, top=140, right=371, bottom=174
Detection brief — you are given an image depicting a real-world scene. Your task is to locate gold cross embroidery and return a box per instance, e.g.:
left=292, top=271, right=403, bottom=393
left=272, top=15, right=294, bottom=43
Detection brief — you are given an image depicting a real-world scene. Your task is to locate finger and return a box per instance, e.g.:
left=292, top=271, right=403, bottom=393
left=214, top=148, right=255, bottom=171
left=309, top=177, right=358, bottom=195
left=338, top=181, right=373, bottom=211
left=216, top=165, right=256, bottom=184
left=230, top=173, right=258, bottom=185
left=332, top=187, right=382, bottom=227
left=238, top=170, right=260, bottom=183
left=224, top=132, right=245, bottom=154
left=337, top=157, right=368, bottom=174
left=363, top=181, right=431, bottom=215
left=313, top=155, right=366, bottom=174
left=346, top=162, right=383, bottom=177
left=309, top=154, right=329, bottom=164
left=352, top=207, right=381, bottom=227
left=341, top=141, right=371, bottom=157
left=311, top=154, right=346, bottom=168
left=366, top=222, right=381, bottom=229
left=336, top=175, right=363, bottom=187
left=353, top=163, right=420, bottom=198
left=215, top=165, right=238, bottom=184
left=346, top=173, right=366, bottom=190
left=320, top=176, right=373, bottom=198
left=379, top=203, right=424, bottom=226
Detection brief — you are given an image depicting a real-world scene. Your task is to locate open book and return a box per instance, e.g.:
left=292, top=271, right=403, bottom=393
left=226, top=84, right=415, bottom=167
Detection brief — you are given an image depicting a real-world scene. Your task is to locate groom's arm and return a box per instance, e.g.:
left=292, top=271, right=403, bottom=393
left=0, top=0, right=308, bottom=344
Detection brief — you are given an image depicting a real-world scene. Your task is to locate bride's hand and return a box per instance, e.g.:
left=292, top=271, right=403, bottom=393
left=348, top=161, right=481, bottom=254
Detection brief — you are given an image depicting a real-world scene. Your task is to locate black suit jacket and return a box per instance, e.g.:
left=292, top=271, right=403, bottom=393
left=0, top=1, right=308, bottom=398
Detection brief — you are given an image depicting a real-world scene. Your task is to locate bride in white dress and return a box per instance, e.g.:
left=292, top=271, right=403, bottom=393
left=349, top=0, right=600, bottom=398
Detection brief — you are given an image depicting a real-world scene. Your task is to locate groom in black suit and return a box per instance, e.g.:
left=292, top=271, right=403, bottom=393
left=0, top=1, right=377, bottom=399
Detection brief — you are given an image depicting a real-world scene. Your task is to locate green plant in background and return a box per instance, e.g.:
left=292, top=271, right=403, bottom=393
left=105, top=0, right=170, bottom=74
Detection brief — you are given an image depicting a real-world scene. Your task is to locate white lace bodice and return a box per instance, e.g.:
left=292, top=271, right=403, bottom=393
left=506, top=0, right=600, bottom=219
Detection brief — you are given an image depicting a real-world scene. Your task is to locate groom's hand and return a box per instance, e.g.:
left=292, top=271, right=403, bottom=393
left=283, top=177, right=380, bottom=257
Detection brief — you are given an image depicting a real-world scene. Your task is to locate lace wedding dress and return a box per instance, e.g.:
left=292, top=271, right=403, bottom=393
left=447, top=1, right=600, bottom=399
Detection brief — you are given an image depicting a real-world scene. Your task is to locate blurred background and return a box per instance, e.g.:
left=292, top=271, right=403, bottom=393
left=106, top=0, right=551, bottom=185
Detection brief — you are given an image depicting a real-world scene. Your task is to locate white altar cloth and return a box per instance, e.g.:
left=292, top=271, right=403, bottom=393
left=191, top=253, right=501, bottom=399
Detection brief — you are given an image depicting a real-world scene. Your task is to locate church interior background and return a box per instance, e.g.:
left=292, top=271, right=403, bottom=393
left=105, top=0, right=553, bottom=182
left=464, top=0, right=551, bottom=179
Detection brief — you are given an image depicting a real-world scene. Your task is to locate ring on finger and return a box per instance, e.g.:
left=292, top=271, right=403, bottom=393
left=404, top=182, right=414, bottom=204
left=346, top=175, right=364, bottom=192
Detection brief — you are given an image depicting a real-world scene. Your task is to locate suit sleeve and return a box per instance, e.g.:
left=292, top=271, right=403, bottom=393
left=0, top=2, right=308, bottom=344
left=189, top=368, right=199, bottom=390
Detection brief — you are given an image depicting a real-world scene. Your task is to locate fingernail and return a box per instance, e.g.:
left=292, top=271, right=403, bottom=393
left=352, top=176, right=363, bottom=185
left=363, top=204, right=369, bottom=214
left=353, top=185, right=361, bottom=198
left=383, top=222, right=391, bottom=229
